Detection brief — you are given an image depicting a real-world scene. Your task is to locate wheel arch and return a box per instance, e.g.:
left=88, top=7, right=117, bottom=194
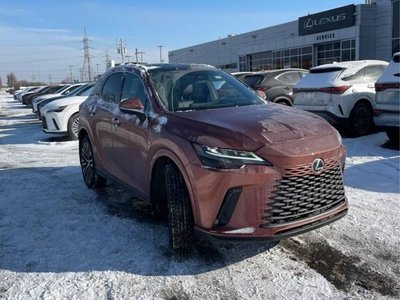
left=149, top=150, right=198, bottom=223
left=273, top=96, right=293, bottom=106
left=352, top=98, right=374, bottom=112
left=78, top=127, right=88, bottom=141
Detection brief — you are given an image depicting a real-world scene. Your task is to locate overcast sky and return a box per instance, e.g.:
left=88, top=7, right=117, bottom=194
left=0, top=0, right=364, bottom=83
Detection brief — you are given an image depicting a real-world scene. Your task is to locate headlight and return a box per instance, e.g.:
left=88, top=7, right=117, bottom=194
left=192, top=143, right=272, bottom=169
left=334, top=128, right=342, bottom=145
left=48, top=105, right=67, bottom=113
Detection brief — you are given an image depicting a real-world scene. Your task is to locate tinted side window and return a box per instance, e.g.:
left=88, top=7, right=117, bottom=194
left=277, top=71, right=300, bottom=84
left=342, top=68, right=365, bottom=81
left=364, top=65, right=384, bottom=81
left=101, top=72, right=124, bottom=103
left=243, top=75, right=265, bottom=88
left=121, top=73, right=147, bottom=107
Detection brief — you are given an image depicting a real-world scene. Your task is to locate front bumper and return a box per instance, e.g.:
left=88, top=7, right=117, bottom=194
left=186, top=144, right=347, bottom=240
left=42, top=113, right=67, bottom=134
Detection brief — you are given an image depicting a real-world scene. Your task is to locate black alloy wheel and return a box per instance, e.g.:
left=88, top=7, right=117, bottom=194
left=350, top=102, right=372, bottom=136
left=68, top=114, right=80, bottom=140
left=79, top=135, right=106, bottom=189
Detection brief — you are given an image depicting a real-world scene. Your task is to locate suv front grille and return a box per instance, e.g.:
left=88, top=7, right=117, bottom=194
left=261, top=163, right=345, bottom=227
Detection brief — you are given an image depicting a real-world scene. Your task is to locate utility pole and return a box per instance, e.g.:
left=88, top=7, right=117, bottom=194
left=157, top=45, right=164, bottom=63
left=116, top=38, right=127, bottom=63
left=105, top=50, right=110, bottom=70
left=96, top=64, right=100, bottom=76
left=135, top=48, right=139, bottom=63
left=69, top=65, right=73, bottom=83
left=48, top=74, right=52, bottom=84
left=138, top=51, right=145, bottom=63
left=82, top=28, right=93, bottom=82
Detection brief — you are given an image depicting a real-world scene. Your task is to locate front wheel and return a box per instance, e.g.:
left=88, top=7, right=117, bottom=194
left=68, top=113, right=80, bottom=140
left=79, top=135, right=106, bottom=189
left=349, top=102, right=372, bottom=136
left=164, top=163, right=195, bottom=252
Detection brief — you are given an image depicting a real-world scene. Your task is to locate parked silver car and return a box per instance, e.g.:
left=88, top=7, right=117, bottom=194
left=374, top=52, right=400, bottom=143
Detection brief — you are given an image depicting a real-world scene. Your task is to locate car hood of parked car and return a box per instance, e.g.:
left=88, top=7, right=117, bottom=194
left=44, top=96, right=88, bottom=111
left=166, top=103, right=335, bottom=151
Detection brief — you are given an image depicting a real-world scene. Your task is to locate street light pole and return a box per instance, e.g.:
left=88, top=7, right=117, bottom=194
left=157, top=45, right=163, bottom=63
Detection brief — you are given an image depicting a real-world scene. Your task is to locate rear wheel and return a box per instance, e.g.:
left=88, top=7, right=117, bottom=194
left=79, top=135, right=106, bottom=189
left=349, top=102, right=372, bottom=136
left=164, top=163, right=195, bottom=253
left=68, top=113, right=80, bottom=140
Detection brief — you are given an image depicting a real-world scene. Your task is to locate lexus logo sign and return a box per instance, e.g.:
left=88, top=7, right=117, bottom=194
left=299, top=5, right=355, bottom=36
left=304, top=13, right=346, bottom=31
left=312, top=158, right=325, bottom=175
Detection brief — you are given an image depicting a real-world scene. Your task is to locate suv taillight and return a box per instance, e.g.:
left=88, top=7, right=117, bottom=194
left=375, top=82, right=400, bottom=92
left=293, top=86, right=351, bottom=94
left=319, top=86, right=352, bottom=94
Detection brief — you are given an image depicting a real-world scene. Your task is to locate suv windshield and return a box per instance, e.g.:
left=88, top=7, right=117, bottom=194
left=148, top=68, right=264, bottom=112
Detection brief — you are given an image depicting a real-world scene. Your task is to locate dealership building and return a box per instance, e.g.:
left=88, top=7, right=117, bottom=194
left=168, top=0, right=399, bottom=72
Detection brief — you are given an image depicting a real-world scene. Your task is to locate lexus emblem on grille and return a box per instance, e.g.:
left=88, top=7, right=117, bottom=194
left=312, top=158, right=325, bottom=175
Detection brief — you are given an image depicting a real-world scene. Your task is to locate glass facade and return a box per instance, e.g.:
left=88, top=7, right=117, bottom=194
left=239, top=40, right=355, bottom=72
left=316, top=39, right=355, bottom=65
left=241, top=46, right=313, bottom=71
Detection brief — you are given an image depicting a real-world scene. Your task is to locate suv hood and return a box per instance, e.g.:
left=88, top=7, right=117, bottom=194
left=45, top=95, right=88, bottom=110
left=166, top=103, right=334, bottom=151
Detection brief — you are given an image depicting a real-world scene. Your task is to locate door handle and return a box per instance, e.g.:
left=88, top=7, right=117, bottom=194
left=112, top=117, right=121, bottom=127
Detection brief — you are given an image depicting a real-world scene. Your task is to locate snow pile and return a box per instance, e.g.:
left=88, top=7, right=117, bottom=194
left=0, top=94, right=399, bottom=299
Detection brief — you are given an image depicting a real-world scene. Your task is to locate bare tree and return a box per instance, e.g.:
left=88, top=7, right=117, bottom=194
left=7, top=72, right=17, bottom=88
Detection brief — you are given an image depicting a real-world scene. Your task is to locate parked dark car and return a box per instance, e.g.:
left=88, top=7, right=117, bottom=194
left=22, top=85, right=66, bottom=105
left=242, top=69, right=308, bottom=106
left=79, top=63, right=347, bottom=253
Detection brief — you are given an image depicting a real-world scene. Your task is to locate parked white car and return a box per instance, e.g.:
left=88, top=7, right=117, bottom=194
left=15, top=86, right=42, bottom=101
left=41, top=85, right=94, bottom=140
left=293, top=60, right=388, bottom=135
left=374, top=52, right=400, bottom=143
left=32, top=83, right=84, bottom=113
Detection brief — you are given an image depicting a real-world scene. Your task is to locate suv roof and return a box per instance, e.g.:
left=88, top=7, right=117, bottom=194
left=311, top=60, right=388, bottom=72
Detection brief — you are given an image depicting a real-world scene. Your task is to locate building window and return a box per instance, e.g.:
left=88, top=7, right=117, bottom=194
left=341, top=39, right=356, bottom=62
left=239, top=55, right=247, bottom=71
left=245, top=46, right=314, bottom=72
left=316, top=39, right=355, bottom=65
left=217, top=63, right=238, bottom=70
left=393, top=0, right=400, bottom=54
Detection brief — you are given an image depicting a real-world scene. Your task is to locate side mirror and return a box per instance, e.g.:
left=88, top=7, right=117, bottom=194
left=119, top=97, right=146, bottom=122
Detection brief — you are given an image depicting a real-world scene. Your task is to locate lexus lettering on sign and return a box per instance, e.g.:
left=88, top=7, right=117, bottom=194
left=299, top=5, right=355, bottom=35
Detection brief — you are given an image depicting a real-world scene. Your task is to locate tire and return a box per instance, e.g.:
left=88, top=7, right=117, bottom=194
left=275, top=99, right=291, bottom=106
left=164, top=163, right=195, bottom=252
left=79, top=135, right=106, bottom=189
left=68, top=113, right=80, bottom=140
left=349, top=102, right=372, bottom=136
left=386, top=128, right=400, bottom=145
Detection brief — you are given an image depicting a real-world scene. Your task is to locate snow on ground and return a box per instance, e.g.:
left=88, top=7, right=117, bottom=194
left=0, top=93, right=399, bottom=299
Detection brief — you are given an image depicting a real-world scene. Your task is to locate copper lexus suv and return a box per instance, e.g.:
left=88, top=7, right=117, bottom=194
left=79, top=63, right=348, bottom=251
